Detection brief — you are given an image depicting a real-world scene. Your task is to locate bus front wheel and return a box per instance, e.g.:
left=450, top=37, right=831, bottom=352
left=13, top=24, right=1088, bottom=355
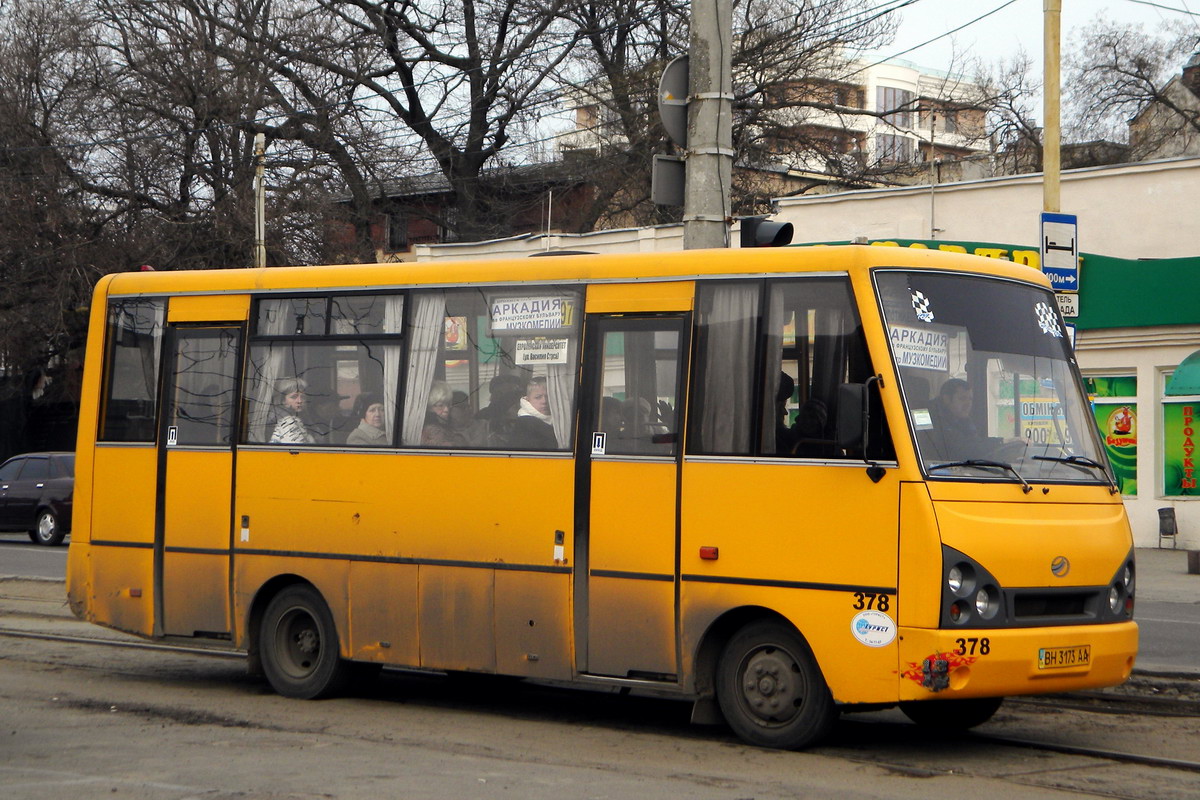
left=900, top=696, right=1003, bottom=730
left=716, top=621, right=836, bottom=749
left=260, top=584, right=348, bottom=699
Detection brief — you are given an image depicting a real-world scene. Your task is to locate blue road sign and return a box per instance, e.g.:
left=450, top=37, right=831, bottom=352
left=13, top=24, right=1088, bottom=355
left=1040, top=212, right=1079, bottom=291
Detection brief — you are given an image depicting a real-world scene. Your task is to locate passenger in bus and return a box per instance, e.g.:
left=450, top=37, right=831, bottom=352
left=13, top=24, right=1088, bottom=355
left=467, top=374, right=524, bottom=446
left=774, top=373, right=830, bottom=457
left=449, top=390, right=474, bottom=440
left=346, top=393, right=388, bottom=446
left=792, top=399, right=831, bottom=458
left=270, top=377, right=316, bottom=445
left=929, top=378, right=1023, bottom=460
left=421, top=381, right=467, bottom=447
left=510, top=376, right=558, bottom=450
left=775, top=372, right=798, bottom=454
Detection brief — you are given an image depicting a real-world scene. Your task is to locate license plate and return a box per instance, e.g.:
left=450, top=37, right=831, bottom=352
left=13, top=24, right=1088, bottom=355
left=1038, top=645, right=1091, bottom=669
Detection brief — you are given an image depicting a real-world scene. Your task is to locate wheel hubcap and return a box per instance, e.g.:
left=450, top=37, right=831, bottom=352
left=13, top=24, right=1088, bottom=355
left=275, top=608, right=321, bottom=678
left=37, top=515, right=55, bottom=540
left=740, top=645, right=803, bottom=725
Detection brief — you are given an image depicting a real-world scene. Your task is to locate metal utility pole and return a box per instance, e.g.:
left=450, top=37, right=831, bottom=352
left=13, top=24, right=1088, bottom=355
left=683, top=0, right=733, bottom=250
left=254, top=133, right=267, bottom=268
left=1043, top=0, right=1061, bottom=213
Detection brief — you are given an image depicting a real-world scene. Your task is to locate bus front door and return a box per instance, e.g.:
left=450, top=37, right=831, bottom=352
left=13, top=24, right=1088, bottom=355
left=576, top=315, right=688, bottom=679
left=155, top=324, right=242, bottom=638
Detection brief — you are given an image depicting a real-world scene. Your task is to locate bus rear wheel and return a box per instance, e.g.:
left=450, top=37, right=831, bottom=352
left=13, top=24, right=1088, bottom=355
left=260, top=584, right=348, bottom=699
left=899, top=696, right=1003, bottom=730
left=716, top=621, right=836, bottom=749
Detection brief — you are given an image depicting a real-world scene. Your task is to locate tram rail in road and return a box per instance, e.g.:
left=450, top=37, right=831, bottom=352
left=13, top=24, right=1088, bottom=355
left=2, top=620, right=1199, bottom=778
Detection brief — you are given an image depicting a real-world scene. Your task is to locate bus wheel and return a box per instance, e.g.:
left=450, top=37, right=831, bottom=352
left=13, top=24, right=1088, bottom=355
left=716, top=621, right=836, bottom=749
left=899, top=697, right=1003, bottom=730
left=260, top=585, right=348, bottom=699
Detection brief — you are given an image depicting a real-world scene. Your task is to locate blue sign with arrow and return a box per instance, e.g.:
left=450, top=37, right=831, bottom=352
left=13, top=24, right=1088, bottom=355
left=1040, top=212, right=1079, bottom=291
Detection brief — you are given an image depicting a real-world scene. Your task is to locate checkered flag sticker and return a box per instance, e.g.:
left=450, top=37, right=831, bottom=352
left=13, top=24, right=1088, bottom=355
left=910, top=290, right=934, bottom=322
left=1035, top=302, right=1063, bottom=338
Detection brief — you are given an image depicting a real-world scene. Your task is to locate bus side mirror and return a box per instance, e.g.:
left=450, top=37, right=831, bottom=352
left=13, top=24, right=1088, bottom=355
left=835, top=383, right=867, bottom=451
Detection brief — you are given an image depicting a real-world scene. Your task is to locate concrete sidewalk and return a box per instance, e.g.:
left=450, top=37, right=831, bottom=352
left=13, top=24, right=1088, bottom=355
left=1134, top=546, right=1200, bottom=604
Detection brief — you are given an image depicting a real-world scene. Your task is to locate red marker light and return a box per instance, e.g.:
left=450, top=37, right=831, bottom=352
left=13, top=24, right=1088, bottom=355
left=699, top=546, right=719, bottom=560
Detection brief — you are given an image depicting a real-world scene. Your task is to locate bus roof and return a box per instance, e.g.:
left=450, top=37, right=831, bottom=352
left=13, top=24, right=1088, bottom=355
left=100, top=245, right=1050, bottom=298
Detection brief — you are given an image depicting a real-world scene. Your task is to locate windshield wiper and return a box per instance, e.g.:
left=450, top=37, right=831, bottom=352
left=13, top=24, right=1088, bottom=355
left=1033, top=454, right=1119, bottom=494
left=928, top=459, right=1032, bottom=493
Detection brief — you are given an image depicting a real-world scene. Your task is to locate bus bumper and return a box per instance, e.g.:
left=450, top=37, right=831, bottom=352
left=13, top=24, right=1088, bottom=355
left=897, top=621, right=1138, bottom=701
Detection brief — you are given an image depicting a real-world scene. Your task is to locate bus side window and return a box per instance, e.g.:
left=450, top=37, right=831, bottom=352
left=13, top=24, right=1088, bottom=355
left=99, top=299, right=165, bottom=443
left=400, top=288, right=581, bottom=451
left=243, top=294, right=404, bottom=446
left=690, top=278, right=892, bottom=460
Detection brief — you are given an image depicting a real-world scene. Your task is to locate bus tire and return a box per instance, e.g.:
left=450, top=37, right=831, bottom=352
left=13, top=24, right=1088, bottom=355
left=716, top=621, right=836, bottom=749
left=899, top=696, right=1003, bottom=730
left=260, top=584, right=348, bottom=700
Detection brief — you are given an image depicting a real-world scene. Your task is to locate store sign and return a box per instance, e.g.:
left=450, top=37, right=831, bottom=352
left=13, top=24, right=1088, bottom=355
left=1163, top=403, right=1198, bottom=495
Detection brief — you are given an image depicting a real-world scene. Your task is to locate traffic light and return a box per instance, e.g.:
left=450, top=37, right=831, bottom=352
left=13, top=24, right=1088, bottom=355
left=739, top=216, right=794, bottom=248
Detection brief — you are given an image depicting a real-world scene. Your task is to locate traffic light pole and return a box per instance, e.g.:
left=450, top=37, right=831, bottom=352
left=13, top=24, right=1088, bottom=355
left=683, top=0, right=733, bottom=250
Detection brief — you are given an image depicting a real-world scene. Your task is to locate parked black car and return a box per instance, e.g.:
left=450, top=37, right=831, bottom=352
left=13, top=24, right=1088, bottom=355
left=0, top=452, right=74, bottom=546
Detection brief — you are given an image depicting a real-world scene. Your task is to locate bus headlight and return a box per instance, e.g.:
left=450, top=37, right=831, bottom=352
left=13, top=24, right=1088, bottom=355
left=947, top=563, right=975, bottom=597
left=1123, top=563, right=1135, bottom=595
left=1108, top=585, right=1122, bottom=614
left=948, top=565, right=963, bottom=593
left=940, top=547, right=1006, bottom=628
left=975, top=585, right=1000, bottom=620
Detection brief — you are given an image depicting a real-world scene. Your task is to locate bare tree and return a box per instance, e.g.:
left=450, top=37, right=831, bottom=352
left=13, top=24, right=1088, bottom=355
left=166, top=0, right=583, bottom=245
left=0, top=0, right=108, bottom=454
left=1065, top=16, right=1200, bottom=159
left=556, top=0, right=933, bottom=224
left=971, top=50, right=1044, bottom=174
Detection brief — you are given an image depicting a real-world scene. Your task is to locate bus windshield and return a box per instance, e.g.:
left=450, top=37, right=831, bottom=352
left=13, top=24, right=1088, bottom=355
left=876, top=269, right=1109, bottom=485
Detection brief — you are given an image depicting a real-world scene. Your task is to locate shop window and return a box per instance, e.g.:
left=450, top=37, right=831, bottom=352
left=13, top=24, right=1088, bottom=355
left=1162, top=372, right=1199, bottom=496
left=1088, top=374, right=1138, bottom=495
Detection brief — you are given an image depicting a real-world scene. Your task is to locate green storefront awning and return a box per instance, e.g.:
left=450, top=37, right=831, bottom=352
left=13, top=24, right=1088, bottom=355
left=1166, top=350, right=1200, bottom=396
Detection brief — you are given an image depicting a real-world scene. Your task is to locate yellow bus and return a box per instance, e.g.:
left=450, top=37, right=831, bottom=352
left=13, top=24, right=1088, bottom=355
left=66, top=245, right=1137, bottom=749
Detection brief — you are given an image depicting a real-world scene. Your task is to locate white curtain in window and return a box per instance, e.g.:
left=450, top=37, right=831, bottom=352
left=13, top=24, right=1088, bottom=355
left=248, top=300, right=293, bottom=442
left=547, top=343, right=578, bottom=448
left=699, top=284, right=759, bottom=453
left=760, top=287, right=786, bottom=453
left=402, top=291, right=446, bottom=445
left=382, top=295, right=405, bottom=441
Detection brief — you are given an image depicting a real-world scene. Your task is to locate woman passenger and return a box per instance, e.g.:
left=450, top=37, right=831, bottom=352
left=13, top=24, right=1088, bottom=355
left=421, top=381, right=467, bottom=447
left=346, top=392, right=388, bottom=446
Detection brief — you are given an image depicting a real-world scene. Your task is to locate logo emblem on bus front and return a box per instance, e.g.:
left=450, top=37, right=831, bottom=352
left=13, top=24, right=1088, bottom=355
left=1051, top=556, right=1070, bottom=577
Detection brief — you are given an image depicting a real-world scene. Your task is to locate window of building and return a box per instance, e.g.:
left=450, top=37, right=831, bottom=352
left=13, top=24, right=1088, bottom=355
left=244, top=294, right=404, bottom=446
left=689, top=278, right=891, bottom=460
left=1087, top=375, right=1138, bottom=495
left=877, top=87, right=914, bottom=128
left=99, top=299, right=166, bottom=442
left=1162, top=372, right=1198, bottom=497
left=876, top=134, right=914, bottom=164
left=401, top=288, right=582, bottom=451
left=387, top=213, right=408, bottom=252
